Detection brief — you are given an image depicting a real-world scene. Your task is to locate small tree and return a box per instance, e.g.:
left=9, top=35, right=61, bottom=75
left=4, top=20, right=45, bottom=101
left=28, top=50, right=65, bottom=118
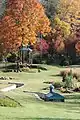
left=64, top=69, right=73, bottom=89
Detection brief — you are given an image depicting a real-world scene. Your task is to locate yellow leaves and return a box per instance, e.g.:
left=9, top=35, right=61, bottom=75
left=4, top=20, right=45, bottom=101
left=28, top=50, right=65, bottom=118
left=53, top=16, right=71, bottom=38
left=61, top=21, right=71, bottom=36
left=54, top=17, right=61, bottom=25
left=22, top=39, right=29, bottom=45
left=58, top=0, right=80, bottom=23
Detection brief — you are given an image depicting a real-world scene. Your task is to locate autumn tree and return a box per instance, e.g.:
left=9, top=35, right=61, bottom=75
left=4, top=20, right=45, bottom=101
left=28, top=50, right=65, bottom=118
left=45, top=16, right=71, bottom=55
left=45, top=0, right=80, bottom=64
left=58, top=0, right=80, bottom=62
left=0, top=0, right=51, bottom=54
left=57, top=0, right=80, bottom=32
left=66, top=24, right=80, bottom=62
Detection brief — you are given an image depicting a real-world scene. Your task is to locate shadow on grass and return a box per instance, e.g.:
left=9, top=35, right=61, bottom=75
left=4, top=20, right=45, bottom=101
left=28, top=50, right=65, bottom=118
left=8, top=117, right=80, bottom=120
left=0, top=63, right=48, bottom=72
left=65, top=101, right=80, bottom=104
left=65, top=95, right=80, bottom=99
left=50, top=74, right=61, bottom=77
left=43, top=81, right=51, bottom=84
left=65, top=94, right=80, bottom=105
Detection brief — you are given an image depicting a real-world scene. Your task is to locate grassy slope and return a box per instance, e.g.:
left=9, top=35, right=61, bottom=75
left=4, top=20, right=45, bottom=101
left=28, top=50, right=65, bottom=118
left=0, top=65, right=80, bottom=120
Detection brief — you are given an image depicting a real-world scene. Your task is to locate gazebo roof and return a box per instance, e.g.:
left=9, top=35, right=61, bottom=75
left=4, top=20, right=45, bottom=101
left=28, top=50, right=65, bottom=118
left=20, top=47, right=32, bottom=51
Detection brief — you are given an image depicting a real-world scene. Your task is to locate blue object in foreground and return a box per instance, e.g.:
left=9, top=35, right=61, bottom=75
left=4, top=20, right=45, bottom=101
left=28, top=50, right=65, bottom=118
left=23, top=91, right=65, bottom=102
left=44, top=92, right=65, bottom=102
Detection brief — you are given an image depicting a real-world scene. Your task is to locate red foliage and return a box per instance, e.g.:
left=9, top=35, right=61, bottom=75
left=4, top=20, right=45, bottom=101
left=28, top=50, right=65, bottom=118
left=36, top=39, right=49, bottom=54
left=45, top=28, right=65, bottom=53
left=54, top=39, right=65, bottom=53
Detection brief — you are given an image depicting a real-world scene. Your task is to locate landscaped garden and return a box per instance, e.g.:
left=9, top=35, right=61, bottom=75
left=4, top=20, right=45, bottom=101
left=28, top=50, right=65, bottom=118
left=0, top=64, right=80, bottom=120
left=0, top=0, right=80, bottom=119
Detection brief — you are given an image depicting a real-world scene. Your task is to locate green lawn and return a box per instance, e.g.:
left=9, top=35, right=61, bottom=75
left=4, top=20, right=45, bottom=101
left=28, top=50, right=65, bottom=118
left=0, top=65, right=80, bottom=120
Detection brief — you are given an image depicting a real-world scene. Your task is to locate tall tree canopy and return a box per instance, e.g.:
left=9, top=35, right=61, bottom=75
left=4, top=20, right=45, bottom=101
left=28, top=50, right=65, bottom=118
left=41, top=0, right=59, bottom=20
left=0, top=0, right=51, bottom=54
left=43, top=0, right=80, bottom=54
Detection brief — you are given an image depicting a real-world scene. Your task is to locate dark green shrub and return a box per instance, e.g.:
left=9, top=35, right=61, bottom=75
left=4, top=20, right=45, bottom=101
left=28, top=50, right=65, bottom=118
left=3, top=69, right=13, bottom=72
left=5, top=64, right=16, bottom=69
left=33, top=52, right=41, bottom=64
left=4, top=63, right=23, bottom=71
left=60, top=60, right=69, bottom=66
left=63, top=60, right=70, bottom=66
left=7, top=53, right=17, bottom=62
left=59, top=54, right=71, bottom=66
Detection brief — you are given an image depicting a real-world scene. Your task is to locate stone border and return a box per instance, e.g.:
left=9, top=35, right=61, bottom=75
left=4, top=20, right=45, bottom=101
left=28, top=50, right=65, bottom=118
left=0, top=82, right=24, bottom=92
left=1, top=84, right=16, bottom=92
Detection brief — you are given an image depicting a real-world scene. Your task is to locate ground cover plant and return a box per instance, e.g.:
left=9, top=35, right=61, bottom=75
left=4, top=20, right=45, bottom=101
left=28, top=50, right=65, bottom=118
left=0, top=64, right=80, bottom=120
left=0, top=96, right=21, bottom=107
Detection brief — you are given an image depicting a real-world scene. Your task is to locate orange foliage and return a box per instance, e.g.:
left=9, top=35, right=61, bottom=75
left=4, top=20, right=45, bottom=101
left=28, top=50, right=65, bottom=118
left=54, top=39, right=65, bottom=53
left=0, top=0, right=51, bottom=53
